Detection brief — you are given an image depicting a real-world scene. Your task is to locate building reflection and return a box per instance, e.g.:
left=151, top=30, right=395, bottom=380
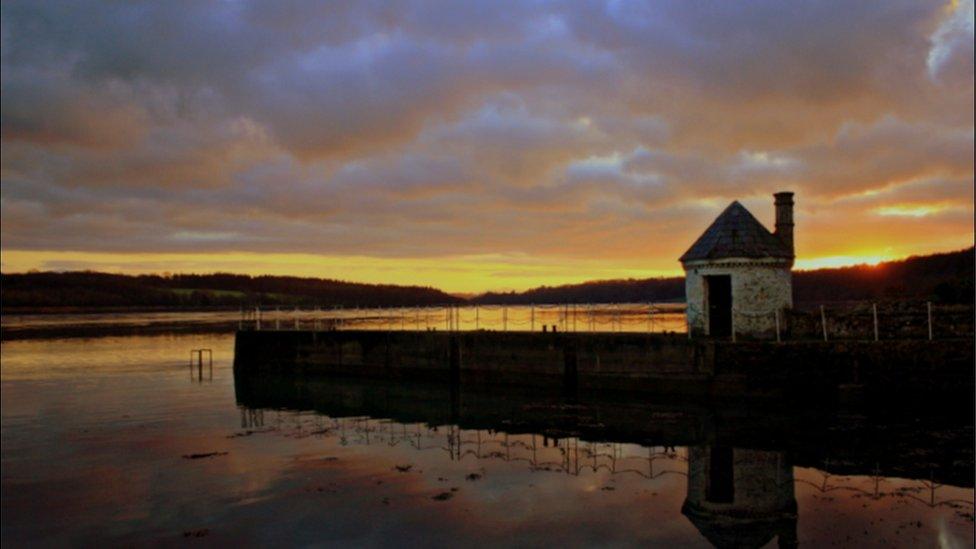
left=232, top=370, right=972, bottom=548
left=683, top=446, right=797, bottom=548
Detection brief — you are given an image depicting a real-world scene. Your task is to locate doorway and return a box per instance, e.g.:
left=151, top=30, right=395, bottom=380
left=706, top=446, right=735, bottom=503
left=705, top=275, right=732, bottom=337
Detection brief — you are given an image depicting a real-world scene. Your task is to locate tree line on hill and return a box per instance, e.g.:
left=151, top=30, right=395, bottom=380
left=0, top=272, right=463, bottom=309
left=473, top=247, right=974, bottom=305
left=1, top=247, right=972, bottom=311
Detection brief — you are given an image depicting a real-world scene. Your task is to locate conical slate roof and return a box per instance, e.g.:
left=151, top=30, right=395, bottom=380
left=680, top=201, right=792, bottom=263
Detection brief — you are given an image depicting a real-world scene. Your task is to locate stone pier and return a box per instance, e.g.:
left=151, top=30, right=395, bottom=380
left=234, top=330, right=973, bottom=401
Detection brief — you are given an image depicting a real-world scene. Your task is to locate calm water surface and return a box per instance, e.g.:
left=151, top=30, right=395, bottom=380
left=1, top=331, right=973, bottom=547
left=1, top=303, right=688, bottom=335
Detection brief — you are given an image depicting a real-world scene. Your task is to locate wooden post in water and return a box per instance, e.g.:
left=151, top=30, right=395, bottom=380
left=531, top=304, right=535, bottom=332
left=872, top=303, right=879, bottom=341
left=820, top=305, right=828, bottom=341
left=475, top=306, right=479, bottom=330
left=255, top=306, right=261, bottom=331
left=294, top=307, right=299, bottom=331
left=927, top=301, right=933, bottom=340
left=503, top=306, right=508, bottom=331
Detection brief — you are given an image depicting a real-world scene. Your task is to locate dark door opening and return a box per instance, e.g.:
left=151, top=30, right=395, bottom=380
left=706, top=446, right=735, bottom=503
left=705, top=275, right=732, bottom=337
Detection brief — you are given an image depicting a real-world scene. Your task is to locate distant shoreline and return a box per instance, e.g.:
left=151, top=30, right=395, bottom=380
left=1, top=305, right=246, bottom=316
left=2, top=247, right=973, bottom=311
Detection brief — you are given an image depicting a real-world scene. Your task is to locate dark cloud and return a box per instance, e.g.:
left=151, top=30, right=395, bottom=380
left=1, top=0, right=972, bottom=282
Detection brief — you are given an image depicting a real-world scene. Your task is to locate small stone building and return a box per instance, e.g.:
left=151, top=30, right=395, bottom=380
left=680, top=192, right=795, bottom=338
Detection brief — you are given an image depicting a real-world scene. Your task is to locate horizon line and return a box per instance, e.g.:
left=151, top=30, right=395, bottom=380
left=2, top=245, right=971, bottom=296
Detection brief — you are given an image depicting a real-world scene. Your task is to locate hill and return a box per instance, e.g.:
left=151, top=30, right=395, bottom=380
left=2, top=248, right=972, bottom=311
left=793, top=247, right=974, bottom=303
left=473, top=247, right=975, bottom=304
left=0, top=272, right=462, bottom=310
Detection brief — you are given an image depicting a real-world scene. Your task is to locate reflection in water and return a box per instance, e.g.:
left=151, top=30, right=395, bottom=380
left=1, top=303, right=689, bottom=337
left=683, top=447, right=796, bottom=549
left=235, top=371, right=974, bottom=547
left=1, top=333, right=973, bottom=547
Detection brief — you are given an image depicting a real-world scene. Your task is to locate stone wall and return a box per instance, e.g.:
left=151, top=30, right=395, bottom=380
left=684, top=258, right=792, bottom=338
left=234, top=329, right=975, bottom=401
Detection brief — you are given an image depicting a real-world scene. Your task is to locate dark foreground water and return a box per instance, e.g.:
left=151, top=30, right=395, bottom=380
left=2, top=333, right=973, bottom=547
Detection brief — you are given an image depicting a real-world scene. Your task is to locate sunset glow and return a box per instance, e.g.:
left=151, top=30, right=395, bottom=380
left=1, top=1, right=973, bottom=292
left=873, top=204, right=955, bottom=217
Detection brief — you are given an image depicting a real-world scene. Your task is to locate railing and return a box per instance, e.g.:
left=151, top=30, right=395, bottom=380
left=239, top=303, right=689, bottom=334
left=685, top=300, right=972, bottom=342
left=237, top=300, right=973, bottom=341
left=796, top=463, right=975, bottom=510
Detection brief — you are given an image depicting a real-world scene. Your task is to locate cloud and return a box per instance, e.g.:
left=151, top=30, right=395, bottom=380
left=1, top=0, right=972, bottom=289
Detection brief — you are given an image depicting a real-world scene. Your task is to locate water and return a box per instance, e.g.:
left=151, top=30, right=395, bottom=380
left=1, top=328, right=973, bottom=547
left=1, top=303, right=689, bottom=336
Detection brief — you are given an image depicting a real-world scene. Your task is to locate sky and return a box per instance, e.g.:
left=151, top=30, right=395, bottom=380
left=1, top=1, right=973, bottom=293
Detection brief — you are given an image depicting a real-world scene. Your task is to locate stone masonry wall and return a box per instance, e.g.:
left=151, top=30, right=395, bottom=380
left=685, top=259, right=792, bottom=338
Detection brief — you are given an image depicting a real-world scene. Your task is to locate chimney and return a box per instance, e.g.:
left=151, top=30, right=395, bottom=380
left=774, top=191, right=794, bottom=256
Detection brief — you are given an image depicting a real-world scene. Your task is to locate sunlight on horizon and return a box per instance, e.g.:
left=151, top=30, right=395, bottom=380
left=3, top=246, right=970, bottom=293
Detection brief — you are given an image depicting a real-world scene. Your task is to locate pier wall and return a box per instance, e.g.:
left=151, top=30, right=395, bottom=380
left=233, top=330, right=973, bottom=400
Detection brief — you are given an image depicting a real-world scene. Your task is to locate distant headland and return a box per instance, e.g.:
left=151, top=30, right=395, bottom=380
left=1, top=247, right=972, bottom=313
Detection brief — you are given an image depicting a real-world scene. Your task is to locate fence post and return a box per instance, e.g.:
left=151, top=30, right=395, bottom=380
left=927, top=301, right=933, bottom=340
left=774, top=309, right=781, bottom=343
left=872, top=303, right=879, bottom=342
left=820, top=305, right=828, bottom=342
